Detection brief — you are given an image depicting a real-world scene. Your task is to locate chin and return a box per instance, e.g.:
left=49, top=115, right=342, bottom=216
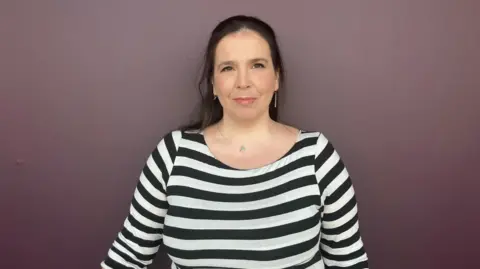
left=230, top=110, right=268, bottom=122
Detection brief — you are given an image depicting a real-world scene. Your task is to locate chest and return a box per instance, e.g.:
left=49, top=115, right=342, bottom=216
left=164, top=171, right=321, bottom=230
left=162, top=159, right=322, bottom=265
left=210, top=142, right=293, bottom=170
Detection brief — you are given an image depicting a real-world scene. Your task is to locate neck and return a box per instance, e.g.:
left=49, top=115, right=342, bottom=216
left=217, top=114, right=275, bottom=143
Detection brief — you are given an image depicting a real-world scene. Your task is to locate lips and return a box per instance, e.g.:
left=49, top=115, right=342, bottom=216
left=233, top=97, right=257, bottom=105
left=233, top=97, right=256, bottom=101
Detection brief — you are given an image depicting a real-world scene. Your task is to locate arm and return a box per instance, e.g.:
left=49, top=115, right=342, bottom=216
left=101, top=132, right=180, bottom=269
left=315, top=134, right=369, bottom=268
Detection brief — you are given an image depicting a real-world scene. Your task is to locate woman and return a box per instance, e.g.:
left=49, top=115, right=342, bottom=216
left=101, top=15, right=369, bottom=269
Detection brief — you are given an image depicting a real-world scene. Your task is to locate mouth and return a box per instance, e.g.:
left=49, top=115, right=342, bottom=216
left=233, top=97, right=257, bottom=105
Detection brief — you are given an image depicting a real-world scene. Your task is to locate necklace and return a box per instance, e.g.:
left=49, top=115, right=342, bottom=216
left=216, top=124, right=247, bottom=153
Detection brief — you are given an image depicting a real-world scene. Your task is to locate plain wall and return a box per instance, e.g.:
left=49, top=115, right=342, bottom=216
left=1, top=1, right=479, bottom=268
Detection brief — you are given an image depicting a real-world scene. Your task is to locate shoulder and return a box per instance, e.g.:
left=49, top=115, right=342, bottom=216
left=299, top=131, right=339, bottom=166
left=152, top=129, right=185, bottom=158
left=314, top=132, right=331, bottom=153
left=308, top=132, right=348, bottom=178
left=297, top=130, right=331, bottom=152
left=157, top=129, right=183, bottom=145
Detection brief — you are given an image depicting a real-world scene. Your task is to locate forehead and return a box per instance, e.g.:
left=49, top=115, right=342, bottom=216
left=215, top=30, right=271, bottom=61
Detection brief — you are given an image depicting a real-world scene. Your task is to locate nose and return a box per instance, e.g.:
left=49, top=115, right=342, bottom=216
left=235, top=68, right=251, bottom=89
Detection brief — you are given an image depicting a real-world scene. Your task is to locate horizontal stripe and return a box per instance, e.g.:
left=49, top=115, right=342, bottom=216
left=103, top=253, right=138, bottom=269
left=322, top=254, right=368, bottom=268
left=163, top=211, right=320, bottom=240
left=122, top=218, right=162, bottom=241
left=131, top=190, right=166, bottom=224
left=167, top=175, right=317, bottom=203
left=165, top=234, right=319, bottom=260
left=163, top=224, right=320, bottom=251
left=170, top=245, right=319, bottom=269
left=172, top=156, right=312, bottom=185
left=164, top=206, right=319, bottom=230
left=168, top=166, right=313, bottom=194
left=322, top=200, right=358, bottom=228
left=168, top=184, right=318, bottom=212
left=110, top=245, right=145, bottom=268
left=129, top=199, right=164, bottom=229
left=321, top=230, right=362, bottom=249
left=167, top=195, right=320, bottom=220
left=322, top=212, right=359, bottom=236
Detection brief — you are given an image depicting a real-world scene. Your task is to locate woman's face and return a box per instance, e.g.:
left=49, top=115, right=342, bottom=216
left=212, top=29, right=279, bottom=122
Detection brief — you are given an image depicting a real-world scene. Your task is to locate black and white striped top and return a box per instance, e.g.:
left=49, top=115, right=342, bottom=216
left=101, top=130, right=369, bottom=269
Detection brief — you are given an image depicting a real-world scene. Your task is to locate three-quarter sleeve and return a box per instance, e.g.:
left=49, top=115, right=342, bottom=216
left=101, top=132, right=179, bottom=269
left=314, top=133, right=369, bottom=268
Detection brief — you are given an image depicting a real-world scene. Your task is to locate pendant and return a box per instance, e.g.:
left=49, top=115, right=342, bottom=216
left=239, top=145, right=246, bottom=152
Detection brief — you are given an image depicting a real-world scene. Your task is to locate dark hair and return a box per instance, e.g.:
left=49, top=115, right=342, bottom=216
left=181, top=15, right=286, bottom=131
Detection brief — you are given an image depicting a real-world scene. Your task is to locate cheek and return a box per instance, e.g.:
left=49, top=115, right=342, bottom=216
left=214, top=76, right=235, bottom=95
left=252, top=72, right=277, bottom=92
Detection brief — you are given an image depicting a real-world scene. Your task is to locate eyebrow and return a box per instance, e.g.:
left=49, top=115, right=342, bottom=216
left=217, top=58, right=269, bottom=68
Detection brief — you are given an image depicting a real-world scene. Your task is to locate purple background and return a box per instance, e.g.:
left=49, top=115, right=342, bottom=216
left=1, top=1, right=479, bottom=268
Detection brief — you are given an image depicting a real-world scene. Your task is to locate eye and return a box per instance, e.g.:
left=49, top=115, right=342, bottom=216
left=220, top=66, right=233, bottom=72
left=252, top=63, right=265, bottom=69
